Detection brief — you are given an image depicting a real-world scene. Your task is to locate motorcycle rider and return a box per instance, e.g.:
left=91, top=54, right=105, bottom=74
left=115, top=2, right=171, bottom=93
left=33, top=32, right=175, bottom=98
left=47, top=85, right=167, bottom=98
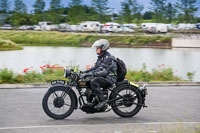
left=80, top=39, right=117, bottom=109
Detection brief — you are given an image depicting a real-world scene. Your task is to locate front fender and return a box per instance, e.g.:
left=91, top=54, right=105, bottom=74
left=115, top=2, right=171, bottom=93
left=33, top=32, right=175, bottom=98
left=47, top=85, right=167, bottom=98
left=48, top=84, right=78, bottom=110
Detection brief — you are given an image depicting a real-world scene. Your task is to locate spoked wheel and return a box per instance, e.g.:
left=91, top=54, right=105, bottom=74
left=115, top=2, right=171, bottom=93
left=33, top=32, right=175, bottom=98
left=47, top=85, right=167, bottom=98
left=111, top=85, right=143, bottom=117
left=42, top=86, right=76, bottom=119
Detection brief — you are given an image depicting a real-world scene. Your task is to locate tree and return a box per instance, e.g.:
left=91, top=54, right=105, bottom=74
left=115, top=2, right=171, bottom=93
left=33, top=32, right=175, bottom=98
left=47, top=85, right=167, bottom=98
left=50, top=0, right=62, bottom=10
left=143, top=11, right=154, bottom=20
left=0, top=0, right=10, bottom=13
left=91, top=0, right=110, bottom=22
left=121, top=0, right=132, bottom=23
left=131, top=0, right=143, bottom=23
left=150, top=0, right=167, bottom=22
left=165, top=2, right=176, bottom=23
left=48, top=0, right=63, bottom=23
left=0, top=0, right=10, bottom=25
left=175, top=0, right=197, bottom=23
left=69, top=0, right=82, bottom=6
left=131, top=0, right=143, bottom=15
left=67, top=0, right=85, bottom=24
left=120, top=0, right=143, bottom=23
left=33, top=0, right=45, bottom=14
left=14, top=0, right=27, bottom=14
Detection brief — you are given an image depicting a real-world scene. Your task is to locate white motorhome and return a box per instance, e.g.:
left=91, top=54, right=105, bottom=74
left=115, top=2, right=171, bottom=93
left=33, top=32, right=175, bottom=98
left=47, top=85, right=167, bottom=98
left=122, top=24, right=139, bottom=29
left=177, top=23, right=196, bottom=30
left=141, top=23, right=159, bottom=29
left=38, top=21, right=59, bottom=31
left=141, top=23, right=168, bottom=33
left=166, top=24, right=177, bottom=30
left=59, top=23, right=71, bottom=32
left=80, top=21, right=101, bottom=32
left=156, top=24, right=168, bottom=33
left=45, top=25, right=59, bottom=31
left=34, top=25, right=42, bottom=31
left=39, top=21, right=52, bottom=26
left=102, top=22, right=123, bottom=32
left=0, top=24, right=13, bottom=30
left=70, top=25, right=82, bottom=32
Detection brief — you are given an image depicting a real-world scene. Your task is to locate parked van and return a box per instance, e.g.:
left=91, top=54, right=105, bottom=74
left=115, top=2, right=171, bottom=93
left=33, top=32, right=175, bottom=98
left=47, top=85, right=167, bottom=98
left=80, top=21, right=101, bottom=32
left=196, top=23, right=200, bottom=29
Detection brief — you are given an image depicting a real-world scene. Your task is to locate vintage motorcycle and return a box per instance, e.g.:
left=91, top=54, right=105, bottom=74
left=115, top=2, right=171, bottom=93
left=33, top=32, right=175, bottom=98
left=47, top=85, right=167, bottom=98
left=42, top=67, right=148, bottom=119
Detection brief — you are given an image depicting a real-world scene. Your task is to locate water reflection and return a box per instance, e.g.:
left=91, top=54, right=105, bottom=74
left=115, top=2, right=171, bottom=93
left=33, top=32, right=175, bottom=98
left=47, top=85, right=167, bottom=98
left=0, top=46, right=199, bottom=81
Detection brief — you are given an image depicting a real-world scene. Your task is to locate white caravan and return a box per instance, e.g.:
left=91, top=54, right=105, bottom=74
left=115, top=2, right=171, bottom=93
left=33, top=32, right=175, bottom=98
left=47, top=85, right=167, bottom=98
left=123, top=24, right=139, bottom=29
left=80, top=21, right=101, bottom=32
left=102, top=22, right=123, bottom=32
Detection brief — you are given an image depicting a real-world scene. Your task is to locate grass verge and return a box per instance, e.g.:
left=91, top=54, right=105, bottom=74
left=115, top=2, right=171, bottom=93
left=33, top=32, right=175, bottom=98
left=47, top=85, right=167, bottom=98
left=0, top=30, right=172, bottom=47
left=0, top=38, right=23, bottom=51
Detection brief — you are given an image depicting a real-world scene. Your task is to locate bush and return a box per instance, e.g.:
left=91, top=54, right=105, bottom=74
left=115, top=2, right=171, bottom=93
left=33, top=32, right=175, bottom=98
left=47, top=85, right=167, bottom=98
left=126, top=64, right=182, bottom=82
left=0, top=69, right=15, bottom=83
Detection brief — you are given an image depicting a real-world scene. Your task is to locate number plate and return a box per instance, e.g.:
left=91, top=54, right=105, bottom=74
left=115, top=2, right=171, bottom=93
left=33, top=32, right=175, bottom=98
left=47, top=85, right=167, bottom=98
left=51, top=80, right=66, bottom=85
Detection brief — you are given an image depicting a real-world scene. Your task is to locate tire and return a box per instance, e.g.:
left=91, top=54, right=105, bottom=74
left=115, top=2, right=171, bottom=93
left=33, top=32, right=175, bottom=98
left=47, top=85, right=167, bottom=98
left=111, top=85, right=143, bottom=117
left=42, top=86, right=76, bottom=119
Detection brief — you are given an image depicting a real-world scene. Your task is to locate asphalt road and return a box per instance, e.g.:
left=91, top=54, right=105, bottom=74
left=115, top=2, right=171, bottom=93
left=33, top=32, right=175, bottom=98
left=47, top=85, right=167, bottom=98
left=0, top=86, right=200, bottom=133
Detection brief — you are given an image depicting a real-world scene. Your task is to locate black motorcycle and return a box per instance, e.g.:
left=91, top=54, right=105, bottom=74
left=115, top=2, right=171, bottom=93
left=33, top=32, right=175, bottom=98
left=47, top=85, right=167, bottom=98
left=42, top=68, right=148, bottom=119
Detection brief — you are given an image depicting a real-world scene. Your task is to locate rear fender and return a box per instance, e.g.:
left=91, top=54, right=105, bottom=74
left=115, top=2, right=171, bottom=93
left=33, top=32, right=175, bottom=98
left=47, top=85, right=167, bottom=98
left=109, top=82, right=147, bottom=107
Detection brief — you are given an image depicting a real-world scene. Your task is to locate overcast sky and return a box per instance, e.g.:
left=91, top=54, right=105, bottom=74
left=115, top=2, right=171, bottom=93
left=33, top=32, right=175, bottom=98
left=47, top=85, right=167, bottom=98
left=10, top=0, right=200, bottom=16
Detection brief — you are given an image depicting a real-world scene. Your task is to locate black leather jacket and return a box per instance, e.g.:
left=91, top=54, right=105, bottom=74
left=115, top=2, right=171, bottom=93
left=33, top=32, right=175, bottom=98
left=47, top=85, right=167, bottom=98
left=85, top=51, right=117, bottom=84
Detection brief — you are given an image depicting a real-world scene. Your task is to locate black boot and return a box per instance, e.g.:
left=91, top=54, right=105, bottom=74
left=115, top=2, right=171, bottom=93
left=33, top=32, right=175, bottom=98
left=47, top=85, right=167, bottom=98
left=94, top=94, right=106, bottom=109
left=94, top=101, right=107, bottom=109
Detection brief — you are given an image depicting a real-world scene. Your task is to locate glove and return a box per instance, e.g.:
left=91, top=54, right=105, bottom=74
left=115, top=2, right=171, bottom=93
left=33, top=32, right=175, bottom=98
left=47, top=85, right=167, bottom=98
left=80, top=72, right=93, bottom=79
left=80, top=73, right=86, bottom=79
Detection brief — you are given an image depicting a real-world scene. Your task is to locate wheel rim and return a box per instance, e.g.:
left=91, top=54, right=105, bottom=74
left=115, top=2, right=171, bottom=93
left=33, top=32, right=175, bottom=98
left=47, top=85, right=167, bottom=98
left=115, top=89, right=138, bottom=113
left=47, top=90, right=72, bottom=115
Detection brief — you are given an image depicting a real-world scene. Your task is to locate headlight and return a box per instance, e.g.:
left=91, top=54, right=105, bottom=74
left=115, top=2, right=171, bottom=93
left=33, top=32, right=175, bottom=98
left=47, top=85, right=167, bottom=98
left=64, top=69, right=71, bottom=78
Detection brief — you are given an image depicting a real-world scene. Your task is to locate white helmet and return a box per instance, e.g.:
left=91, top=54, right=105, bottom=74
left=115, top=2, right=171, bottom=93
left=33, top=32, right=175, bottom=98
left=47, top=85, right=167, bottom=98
left=92, top=39, right=110, bottom=51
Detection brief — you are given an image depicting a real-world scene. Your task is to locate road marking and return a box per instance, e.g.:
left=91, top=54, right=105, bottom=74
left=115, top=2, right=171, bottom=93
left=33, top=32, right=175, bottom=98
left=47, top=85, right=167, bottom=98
left=0, top=122, right=199, bottom=130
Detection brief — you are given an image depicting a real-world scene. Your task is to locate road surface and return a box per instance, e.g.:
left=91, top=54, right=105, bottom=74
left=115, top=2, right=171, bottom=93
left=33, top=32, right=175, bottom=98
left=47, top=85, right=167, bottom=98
left=0, top=86, right=199, bottom=133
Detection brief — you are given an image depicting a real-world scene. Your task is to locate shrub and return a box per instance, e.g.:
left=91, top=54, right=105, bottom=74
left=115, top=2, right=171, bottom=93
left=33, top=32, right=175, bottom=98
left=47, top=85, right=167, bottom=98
left=0, top=69, right=15, bottom=83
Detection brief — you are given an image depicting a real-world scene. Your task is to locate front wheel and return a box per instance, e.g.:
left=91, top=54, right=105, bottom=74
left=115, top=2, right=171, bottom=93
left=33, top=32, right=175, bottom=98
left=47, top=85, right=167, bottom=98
left=42, top=86, right=76, bottom=119
left=111, top=85, right=143, bottom=117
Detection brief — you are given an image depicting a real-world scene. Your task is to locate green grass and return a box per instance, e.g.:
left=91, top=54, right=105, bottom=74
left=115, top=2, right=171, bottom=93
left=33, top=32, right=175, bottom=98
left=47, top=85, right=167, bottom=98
left=126, top=64, right=182, bottom=82
left=0, top=30, right=172, bottom=47
left=0, top=64, right=188, bottom=84
left=0, top=38, right=23, bottom=51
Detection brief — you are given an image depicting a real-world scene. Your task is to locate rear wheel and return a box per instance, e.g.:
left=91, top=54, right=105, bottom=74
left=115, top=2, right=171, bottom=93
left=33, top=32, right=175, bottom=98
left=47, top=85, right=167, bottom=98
left=111, top=85, right=143, bottom=117
left=42, top=86, right=76, bottom=119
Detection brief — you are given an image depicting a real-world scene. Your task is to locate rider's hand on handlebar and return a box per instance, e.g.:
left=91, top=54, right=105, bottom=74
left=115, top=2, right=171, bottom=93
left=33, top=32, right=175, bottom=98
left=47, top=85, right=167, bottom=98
left=79, top=72, right=93, bottom=79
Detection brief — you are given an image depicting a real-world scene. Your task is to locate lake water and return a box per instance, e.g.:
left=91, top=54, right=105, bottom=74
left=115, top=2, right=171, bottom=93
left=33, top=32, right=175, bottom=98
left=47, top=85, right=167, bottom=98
left=0, top=46, right=199, bottom=81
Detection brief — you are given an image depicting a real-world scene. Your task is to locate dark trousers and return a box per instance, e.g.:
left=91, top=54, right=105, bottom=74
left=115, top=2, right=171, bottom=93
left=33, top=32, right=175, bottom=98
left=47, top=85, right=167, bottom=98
left=90, top=77, right=111, bottom=102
